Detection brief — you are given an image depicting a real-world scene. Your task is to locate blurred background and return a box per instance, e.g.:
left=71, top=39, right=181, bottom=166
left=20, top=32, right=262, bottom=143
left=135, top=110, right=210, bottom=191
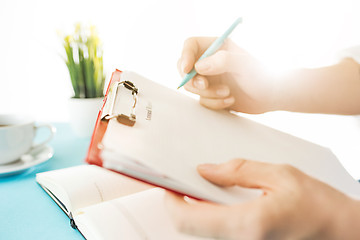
left=1, top=0, right=360, bottom=177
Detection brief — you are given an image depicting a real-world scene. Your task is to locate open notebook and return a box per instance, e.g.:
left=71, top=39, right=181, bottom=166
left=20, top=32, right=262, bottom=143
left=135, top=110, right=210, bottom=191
left=87, top=70, right=360, bottom=204
left=36, top=165, right=210, bottom=240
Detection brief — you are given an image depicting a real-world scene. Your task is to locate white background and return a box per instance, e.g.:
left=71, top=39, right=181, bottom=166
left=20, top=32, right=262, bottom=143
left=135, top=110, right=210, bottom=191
left=1, top=0, right=360, bottom=178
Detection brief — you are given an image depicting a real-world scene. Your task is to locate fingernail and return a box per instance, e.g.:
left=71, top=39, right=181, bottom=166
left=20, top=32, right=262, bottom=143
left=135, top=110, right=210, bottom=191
left=194, top=78, right=206, bottom=90
left=196, top=60, right=211, bottom=71
left=224, top=97, right=235, bottom=105
left=216, top=88, right=229, bottom=97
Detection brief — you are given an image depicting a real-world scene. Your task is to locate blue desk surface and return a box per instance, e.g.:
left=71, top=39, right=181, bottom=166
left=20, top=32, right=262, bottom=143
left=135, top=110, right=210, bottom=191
left=0, top=123, right=88, bottom=240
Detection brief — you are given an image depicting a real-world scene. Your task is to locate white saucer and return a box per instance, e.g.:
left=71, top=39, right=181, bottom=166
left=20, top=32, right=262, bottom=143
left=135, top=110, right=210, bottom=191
left=0, top=145, right=53, bottom=177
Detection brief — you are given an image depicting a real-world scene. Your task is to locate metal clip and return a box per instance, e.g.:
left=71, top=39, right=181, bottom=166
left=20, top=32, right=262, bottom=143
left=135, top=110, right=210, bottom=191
left=102, top=80, right=138, bottom=127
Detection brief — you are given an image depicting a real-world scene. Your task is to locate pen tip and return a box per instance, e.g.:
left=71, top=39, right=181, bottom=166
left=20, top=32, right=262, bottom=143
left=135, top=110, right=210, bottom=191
left=177, top=86, right=180, bottom=90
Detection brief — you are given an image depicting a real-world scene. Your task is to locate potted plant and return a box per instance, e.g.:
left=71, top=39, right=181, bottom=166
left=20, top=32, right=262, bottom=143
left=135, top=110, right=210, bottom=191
left=61, top=23, right=105, bottom=137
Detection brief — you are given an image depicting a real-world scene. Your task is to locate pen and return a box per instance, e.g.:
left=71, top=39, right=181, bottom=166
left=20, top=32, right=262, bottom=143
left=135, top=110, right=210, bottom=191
left=177, top=17, right=242, bottom=89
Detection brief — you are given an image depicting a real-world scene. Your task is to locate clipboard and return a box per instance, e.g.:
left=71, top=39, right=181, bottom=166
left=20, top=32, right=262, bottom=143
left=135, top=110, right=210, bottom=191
left=85, top=69, right=232, bottom=203
left=86, top=69, right=360, bottom=204
left=86, top=70, right=142, bottom=165
left=85, top=69, right=122, bottom=167
left=85, top=69, right=261, bottom=203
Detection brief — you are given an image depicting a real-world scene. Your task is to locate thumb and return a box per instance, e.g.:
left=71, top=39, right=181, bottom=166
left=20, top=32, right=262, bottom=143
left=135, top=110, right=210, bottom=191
left=194, top=50, right=242, bottom=75
left=197, top=159, right=291, bottom=190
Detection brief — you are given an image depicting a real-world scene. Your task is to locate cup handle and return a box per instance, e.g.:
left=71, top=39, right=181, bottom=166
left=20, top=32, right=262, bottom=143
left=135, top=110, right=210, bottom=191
left=32, top=124, right=56, bottom=151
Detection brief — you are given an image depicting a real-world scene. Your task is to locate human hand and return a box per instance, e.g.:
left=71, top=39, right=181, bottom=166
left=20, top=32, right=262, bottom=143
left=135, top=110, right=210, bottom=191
left=165, top=159, right=360, bottom=240
left=178, top=37, right=279, bottom=114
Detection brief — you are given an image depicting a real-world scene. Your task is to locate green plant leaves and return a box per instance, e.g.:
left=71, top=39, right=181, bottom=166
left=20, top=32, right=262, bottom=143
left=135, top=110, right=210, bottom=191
left=61, top=24, right=105, bottom=98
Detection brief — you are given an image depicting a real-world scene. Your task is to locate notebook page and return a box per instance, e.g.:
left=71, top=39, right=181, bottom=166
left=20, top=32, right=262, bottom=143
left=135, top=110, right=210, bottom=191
left=36, top=165, right=152, bottom=212
left=74, top=188, right=213, bottom=240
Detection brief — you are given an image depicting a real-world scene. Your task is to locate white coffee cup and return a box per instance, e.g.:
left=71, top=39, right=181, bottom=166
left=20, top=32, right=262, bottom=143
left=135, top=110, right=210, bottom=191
left=0, top=114, right=56, bottom=165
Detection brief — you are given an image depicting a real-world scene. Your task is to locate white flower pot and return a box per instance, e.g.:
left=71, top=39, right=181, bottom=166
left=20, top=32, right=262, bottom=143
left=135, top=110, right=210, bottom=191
left=68, top=97, right=103, bottom=138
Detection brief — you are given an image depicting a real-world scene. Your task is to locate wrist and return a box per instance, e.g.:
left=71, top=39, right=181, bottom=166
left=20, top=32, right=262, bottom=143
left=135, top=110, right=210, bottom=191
left=269, top=68, right=309, bottom=112
left=268, top=79, right=283, bottom=112
left=266, top=70, right=298, bottom=112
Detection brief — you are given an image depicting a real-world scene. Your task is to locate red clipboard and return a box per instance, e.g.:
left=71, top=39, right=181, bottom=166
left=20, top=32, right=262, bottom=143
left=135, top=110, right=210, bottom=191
left=85, top=69, right=122, bottom=167
left=84, top=69, right=159, bottom=189
left=84, top=69, right=202, bottom=198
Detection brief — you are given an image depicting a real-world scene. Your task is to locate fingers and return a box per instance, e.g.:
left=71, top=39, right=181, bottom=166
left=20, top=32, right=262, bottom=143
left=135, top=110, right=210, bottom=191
left=177, top=37, right=244, bottom=111
left=195, top=50, right=242, bottom=75
left=165, top=191, right=235, bottom=239
left=197, top=159, right=300, bottom=190
left=199, top=96, right=235, bottom=110
left=177, top=60, right=209, bottom=90
left=184, top=77, right=229, bottom=98
left=183, top=75, right=209, bottom=91
left=179, top=48, right=242, bottom=78
left=182, top=76, right=235, bottom=109
left=180, top=37, right=217, bottom=74
left=180, top=37, right=199, bottom=73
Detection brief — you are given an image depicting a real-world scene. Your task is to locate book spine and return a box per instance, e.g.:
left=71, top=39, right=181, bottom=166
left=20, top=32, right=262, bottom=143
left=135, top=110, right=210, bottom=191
left=69, top=212, right=77, bottom=230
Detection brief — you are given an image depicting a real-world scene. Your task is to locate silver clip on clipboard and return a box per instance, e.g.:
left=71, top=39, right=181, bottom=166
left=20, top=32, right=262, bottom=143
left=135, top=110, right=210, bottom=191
left=101, top=80, right=138, bottom=127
